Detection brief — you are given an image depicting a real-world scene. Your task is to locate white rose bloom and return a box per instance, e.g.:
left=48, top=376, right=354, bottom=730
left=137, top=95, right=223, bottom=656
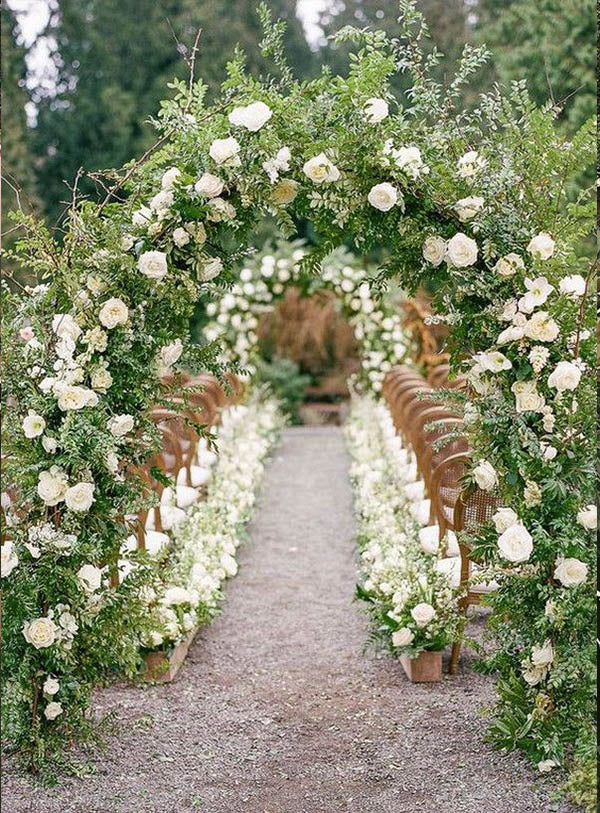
left=531, top=640, right=554, bottom=667
left=23, top=410, right=46, bottom=438
left=161, top=166, right=180, bottom=190
left=132, top=205, right=152, bottom=227
left=43, top=676, right=60, bottom=696
left=99, top=297, right=129, bottom=329
left=303, top=153, right=340, bottom=184
left=1, top=540, right=19, bottom=578
left=65, top=482, right=95, bottom=513
left=492, top=507, right=519, bottom=534
left=52, top=314, right=81, bottom=341
left=410, top=602, right=436, bottom=627
left=159, top=338, right=184, bottom=370
left=209, top=136, right=241, bottom=166
left=271, top=178, right=298, bottom=205
left=547, top=360, right=581, bottom=392
left=194, top=172, right=224, bottom=198
left=497, top=523, right=533, bottom=563
left=199, top=258, right=223, bottom=281
left=524, top=311, right=559, bottom=342
left=559, top=274, right=586, bottom=297
left=56, top=384, right=97, bottom=412
left=108, top=414, right=135, bottom=438
left=262, top=146, right=292, bottom=183
left=105, top=451, right=119, bottom=473
left=392, top=627, right=414, bottom=647
left=457, top=150, right=486, bottom=179
left=77, top=563, right=103, bottom=592
left=422, top=235, right=446, bottom=267
left=138, top=250, right=168, bottom=281
left=207, top=197, right=236, bottom=221
left=149, top=189, right=174, bottom=219
left=526, top=232, right=555, bottom=260
left=494, top=253, right=525, bottom=277
left=367, top=182, right=400, bottom=212
left=37, top=467, right=68, bottom=506
left=473, top=459, right=498, bottom=491
left=22, top=616, right=57, bottom=649
left=364, top=97, right=388, bottom=123
left=172, top=227, right=190, bottom=248
left=445, top=232, right=478, bottom=267
left=44, top=702, right=63, bottom=721
left=576, top=504, right=597, bottom=530
left=90, top=366, right=113, bottom=392
left=543, top=445, right=557, bottom=461
left=453, top=196, right=484, bottom=222
left=394, top=146, right=427, bottom=179
left=518, top=276, right=554, bottom=313
left=553, top=557, right=588, bottom=587
left=511, top=380, right=545, bottom=413
left=475, top=350, right=512, bottom=373
left=497, top=324, right=525, bottom=344
left=228, top=101, right=272, bottom=131
left=538, top=760, right=558, bottom=774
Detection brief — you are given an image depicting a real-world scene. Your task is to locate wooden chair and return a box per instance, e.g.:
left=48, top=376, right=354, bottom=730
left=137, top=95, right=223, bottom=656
left=449, top=484, right=502, bottom=674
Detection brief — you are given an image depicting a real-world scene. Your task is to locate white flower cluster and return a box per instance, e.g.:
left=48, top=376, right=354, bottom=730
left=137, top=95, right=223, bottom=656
left=344, top=396, right=459, bottom=656
left=139, top=396, right=284, bottom=650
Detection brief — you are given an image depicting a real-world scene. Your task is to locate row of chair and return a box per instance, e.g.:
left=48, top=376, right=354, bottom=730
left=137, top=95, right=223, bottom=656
left=382, top=364, right=500, bottom=674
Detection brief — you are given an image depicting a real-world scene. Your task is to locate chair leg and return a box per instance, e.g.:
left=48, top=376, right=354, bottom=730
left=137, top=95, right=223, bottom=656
left=450, top=637, right=462, bottom=675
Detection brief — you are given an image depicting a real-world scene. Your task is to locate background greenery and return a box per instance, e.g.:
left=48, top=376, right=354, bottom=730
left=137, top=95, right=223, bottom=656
left=2, top=0, right=595, bottom=236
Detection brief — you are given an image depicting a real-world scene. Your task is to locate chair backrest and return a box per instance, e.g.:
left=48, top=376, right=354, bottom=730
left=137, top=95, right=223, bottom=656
left=428, top=450, right=470, bottom=532
left=410, top=410, right=461, bottom=468
left=427, top=364, right=451, bottom=387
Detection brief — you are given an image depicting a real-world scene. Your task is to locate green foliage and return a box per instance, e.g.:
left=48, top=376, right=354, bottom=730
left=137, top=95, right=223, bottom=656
left=254, top=357, right=310, bottom=424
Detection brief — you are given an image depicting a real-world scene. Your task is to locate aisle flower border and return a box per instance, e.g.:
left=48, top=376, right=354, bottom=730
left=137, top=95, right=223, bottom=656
left=1, top=2, right=595, bottom=793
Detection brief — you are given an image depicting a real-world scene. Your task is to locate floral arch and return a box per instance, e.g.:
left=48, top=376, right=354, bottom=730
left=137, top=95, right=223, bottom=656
left=2, top=2, right=595, bottom=795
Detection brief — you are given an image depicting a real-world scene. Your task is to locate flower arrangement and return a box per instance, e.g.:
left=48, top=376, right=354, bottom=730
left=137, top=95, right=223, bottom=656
left=345, top=395, right=459, bottom=657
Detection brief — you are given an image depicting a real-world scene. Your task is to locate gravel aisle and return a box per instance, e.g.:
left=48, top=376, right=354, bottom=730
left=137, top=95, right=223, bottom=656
left=3, top=427, right=574, bottom=813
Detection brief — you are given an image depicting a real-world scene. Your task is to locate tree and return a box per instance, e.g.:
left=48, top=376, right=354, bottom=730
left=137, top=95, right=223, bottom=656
left=30, top=0, right=314, bottom=225
left=473, top=0, right=596, bottom=131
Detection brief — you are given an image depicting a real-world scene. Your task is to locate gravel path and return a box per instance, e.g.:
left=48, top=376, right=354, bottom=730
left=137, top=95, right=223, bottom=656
left=3, top=426, right=575, bottom=813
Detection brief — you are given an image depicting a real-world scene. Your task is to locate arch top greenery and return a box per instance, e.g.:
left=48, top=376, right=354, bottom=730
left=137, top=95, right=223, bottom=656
left=2, top=0, right=595, bottom=798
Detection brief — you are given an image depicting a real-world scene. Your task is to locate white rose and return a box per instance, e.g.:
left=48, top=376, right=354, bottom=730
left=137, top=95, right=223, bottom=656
left=56, top=384, right=97, bottom=412
left=475, top=350, right=512, bottom=373
left=159, top=338, right=184, bottom=370
left=494, top=253, right=524, bottom=277
left=410, top=602, right=436, bottom=627
left=559, top=274, right=586, bottom=297
left=497, top=523, right=533, bottom=563
left=538, top=760, right=558, bottom=774
left=44, top=702, right=63, bottom=721
left=22, top=616, right=57, bottom=649
left=422, top=235, right=446, bottom=267
left=207, top=197, right=236, bottom=222
left=138, top=251, right=168, bottom=281
left=199, top=258, right=223, bottom=281
left=1, top=541, right=19, bottom=578
left=99, top=297, right=128, bottom=329
left=271, top=178, right=298, bottom=206
left=576, top=505, right=596, bottom=530
left=511, top=380, right=546, bottom=413
left=453, top=196, right=484, bottom=222
left=52, top=314, right=81, bottom=342
left=543, top=445, right=557, bottom=461
left=303, top=153, right=340, bottom=184
left=161, top=166, right=180, bottom=190
left=524, top=311, right=559, bottom=342
left=392, top=626, right=414, bottom=647
left=553, top=557, right=588, bottom=587
left=473, top=459, right=497, bottom=491
left=172, top=227, right=190, bottom=247
left=497, top=324, right=525, bottom=344
left=43, top=676, right=60, bottom=696
left=445, top=232, right=478, bottom=267
left=527, top=232, right=555, bottom=260
left=492, top=507, right=519, bottom=534
left=194, top=172, right=224, bottom=198
left=105, top=451, right=119, bottom=473
left=531, top=640, right=554, bottom=667
left=228, top=101, right=272, bottom=131
left=518, top=276, right=554, bottom=314
left=547, top=360, right=581, bottom=392
left=132, top=205, right=152, bottom=227
left=37, top=467, right=68, bottom=506
left=393, top=146, right=427, bottom=178
left=23, top=410, right=46, bottom=438
left=367, top=182, right=400, bottom=212
left=77, top=563, right=103, bottom=592
left=457, top=150, right=486, bottom=178
left=209, top=136, right=241, bottom=166
left=65, top=482, right=95, bottom=513
left=90, top=366, right=113, bottom=392
left=108, top=414, right=135, bottom=437
left=364, top=97, right=388, bottom=123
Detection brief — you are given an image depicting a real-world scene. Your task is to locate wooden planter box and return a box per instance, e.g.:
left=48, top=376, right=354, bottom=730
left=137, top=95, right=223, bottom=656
left=400, top=650, right=443, bottom=683
left=143, top=628, right=197, bottom=683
